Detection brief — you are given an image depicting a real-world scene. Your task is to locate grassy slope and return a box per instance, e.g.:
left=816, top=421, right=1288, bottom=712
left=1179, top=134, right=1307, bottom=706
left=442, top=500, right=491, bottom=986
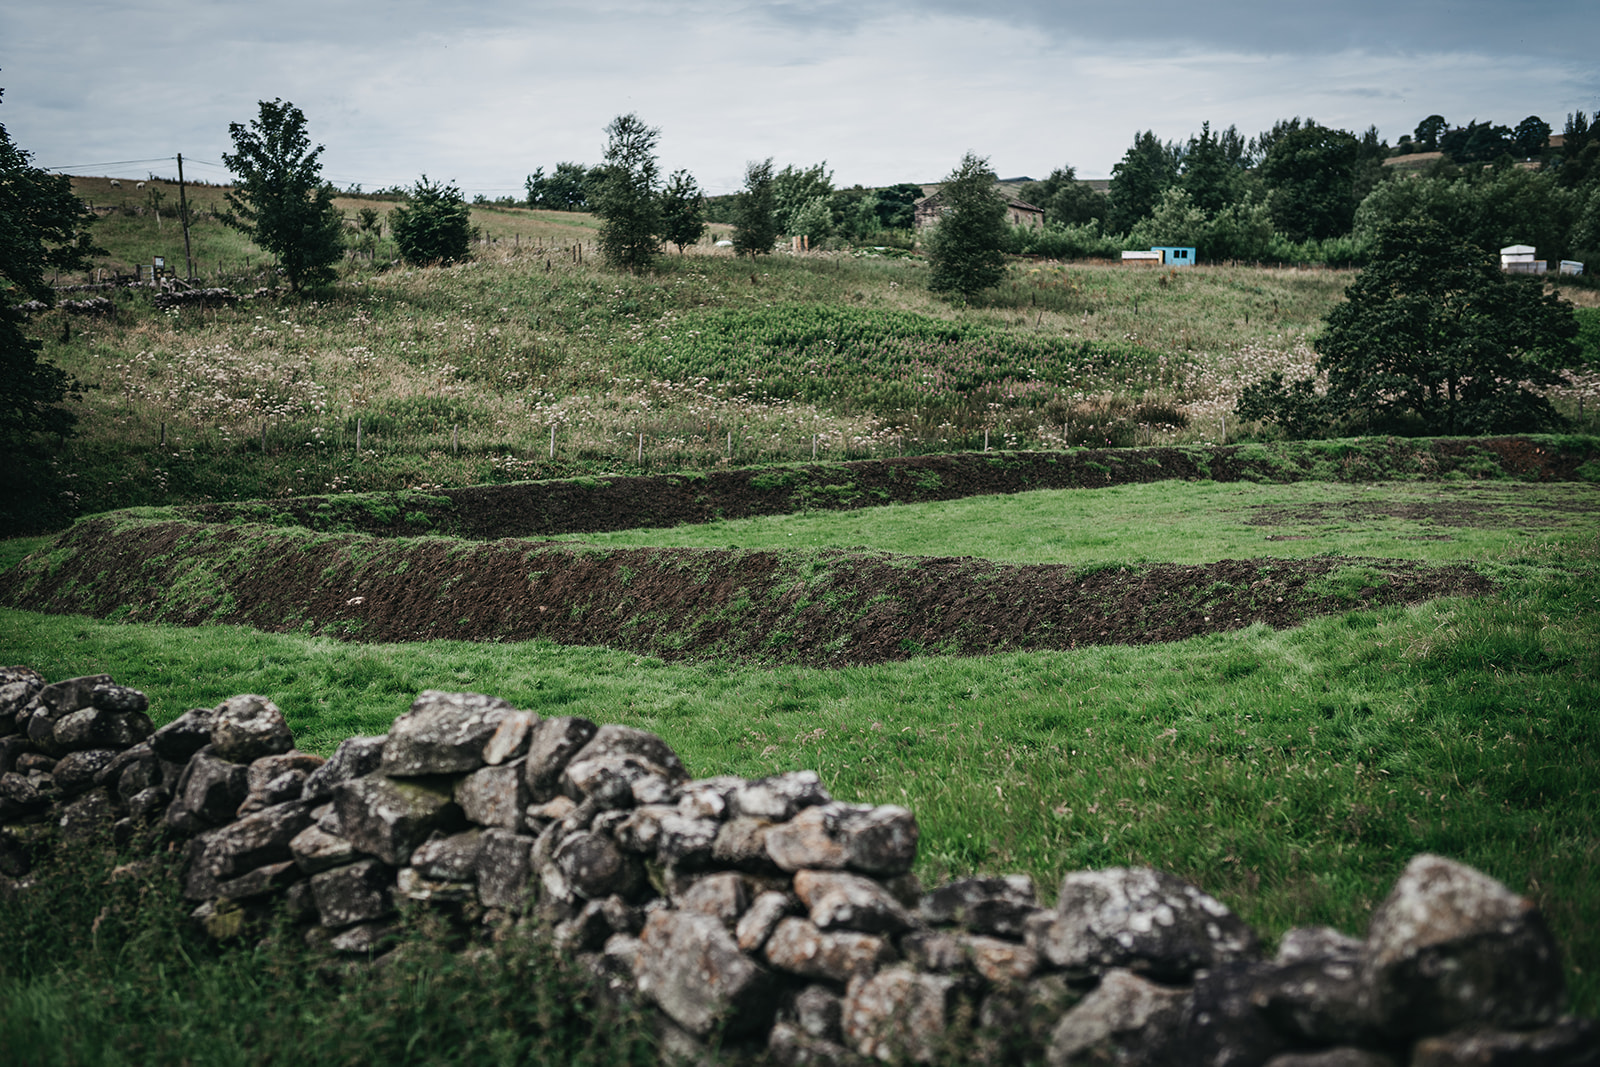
left=552, top=478, right=1600, bottom=566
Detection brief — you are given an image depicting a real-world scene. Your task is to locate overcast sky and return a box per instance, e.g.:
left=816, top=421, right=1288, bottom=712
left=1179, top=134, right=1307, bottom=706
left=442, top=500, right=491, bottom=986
left=5, top=1, right=1597, bottom=197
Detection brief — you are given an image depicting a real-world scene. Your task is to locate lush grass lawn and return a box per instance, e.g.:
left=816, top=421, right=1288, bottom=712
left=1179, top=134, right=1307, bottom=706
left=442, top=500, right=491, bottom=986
left=552, top=478, right=1600, bottom=566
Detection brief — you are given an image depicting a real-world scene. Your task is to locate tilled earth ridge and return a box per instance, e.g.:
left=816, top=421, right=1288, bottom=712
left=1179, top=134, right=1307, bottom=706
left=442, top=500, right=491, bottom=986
left=1, top=518, right=1495, bottom=666
left=178, top=436, right=1597, bottom=540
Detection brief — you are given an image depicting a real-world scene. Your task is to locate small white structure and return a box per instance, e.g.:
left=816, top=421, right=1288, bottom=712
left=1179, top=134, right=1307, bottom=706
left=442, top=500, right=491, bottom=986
left=1500, top=244, right=1546, bottom=274
left=1559, top=260, right=1585, bottom=276
left=1121, top=250, right=1162, bottom=265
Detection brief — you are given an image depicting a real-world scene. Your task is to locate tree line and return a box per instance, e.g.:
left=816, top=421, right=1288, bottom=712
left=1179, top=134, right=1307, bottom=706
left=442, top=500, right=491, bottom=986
left=1014, top=110, right=1599, bottom=268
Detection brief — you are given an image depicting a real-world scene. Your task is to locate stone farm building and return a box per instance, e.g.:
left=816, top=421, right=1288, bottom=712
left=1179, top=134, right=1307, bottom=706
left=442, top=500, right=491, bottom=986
left=914, top=185, right=1045, bottom=230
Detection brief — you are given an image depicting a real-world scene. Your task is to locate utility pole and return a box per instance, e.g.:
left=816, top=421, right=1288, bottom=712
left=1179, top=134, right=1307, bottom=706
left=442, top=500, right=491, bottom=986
left=177, top=153, right=195, bottom=280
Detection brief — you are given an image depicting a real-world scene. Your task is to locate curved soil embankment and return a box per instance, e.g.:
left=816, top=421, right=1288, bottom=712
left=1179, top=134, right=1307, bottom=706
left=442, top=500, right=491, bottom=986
left=178, top=436, right=1599, bottom=541
left=1, top=518, right=1495, bottom=666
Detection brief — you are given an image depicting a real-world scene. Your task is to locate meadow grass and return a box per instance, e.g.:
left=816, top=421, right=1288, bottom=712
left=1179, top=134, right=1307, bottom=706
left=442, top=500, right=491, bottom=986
left=551, top=479, right=1600, bottom=566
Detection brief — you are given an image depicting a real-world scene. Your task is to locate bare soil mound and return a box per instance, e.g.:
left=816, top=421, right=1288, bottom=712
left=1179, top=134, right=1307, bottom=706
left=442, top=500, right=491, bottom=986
left=1, top=518, right=1494, bottom=667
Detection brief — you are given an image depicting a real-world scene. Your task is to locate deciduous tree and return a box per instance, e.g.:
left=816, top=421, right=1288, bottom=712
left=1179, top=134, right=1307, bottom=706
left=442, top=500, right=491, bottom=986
left=1259, top=122, right=1360, bottom=241
left=1107, top=131, right=1179, bottom=233
left=657, top=169, right=707, bottom=253
left=925, top=152, right=1008, bottom=298
left=1, top=89, right=99, bottom=445
left=1238, top=219, right=1578, bottom=436
left=220, top=99, right=344, bottom=291
left=1021, top=165, right=1105, bottom=228
left=594, top=113, right=661, bottom=273
left=732, top=159, right=777, bottom=256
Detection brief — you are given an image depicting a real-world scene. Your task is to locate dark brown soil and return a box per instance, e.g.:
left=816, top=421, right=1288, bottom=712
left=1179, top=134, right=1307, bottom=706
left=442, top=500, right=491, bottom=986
left=1, top=518, right=1496, bottom=667
left=178, top=436, right=1600, bottom=542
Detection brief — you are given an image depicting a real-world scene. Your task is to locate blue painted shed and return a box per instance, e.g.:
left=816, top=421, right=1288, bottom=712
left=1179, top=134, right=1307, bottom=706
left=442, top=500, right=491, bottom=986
left=1150, top=246, right=1197, bottom=266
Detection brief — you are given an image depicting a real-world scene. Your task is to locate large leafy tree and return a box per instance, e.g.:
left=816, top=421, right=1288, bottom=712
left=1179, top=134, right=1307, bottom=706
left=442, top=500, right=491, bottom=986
left=594, top=113, right=662, bottom=273
left=1106, top=131, right=1179, bottom=233
left=772, top=162, right=834, bottom=236
left=220, top=99, right=345, bottom=291
left=1239, top=219, right=1578, bottom=436
left=1, top=89, right=99, bottom=444
left=390, top=176, right=473, bottom=265
left=732, top=158, right=778, bottom=256
left=925, top=152, right=1008, bottom=298
left=1020, top=165, right=1104, bottom=227
left=1179, top=122, right=1247, bottom=214
left=1258, top=122, right=1360, bottom=241
left=657, top=169, right=707, bottom=253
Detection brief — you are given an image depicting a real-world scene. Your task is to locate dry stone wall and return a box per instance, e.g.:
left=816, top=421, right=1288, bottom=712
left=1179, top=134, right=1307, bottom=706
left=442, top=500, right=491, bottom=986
left=1, top=668, right=1594, bottom=1066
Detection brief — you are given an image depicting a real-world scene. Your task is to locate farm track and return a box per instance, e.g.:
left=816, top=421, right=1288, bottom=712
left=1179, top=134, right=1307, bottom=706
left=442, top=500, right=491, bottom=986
left=178, top=436, right=1597, bottom=540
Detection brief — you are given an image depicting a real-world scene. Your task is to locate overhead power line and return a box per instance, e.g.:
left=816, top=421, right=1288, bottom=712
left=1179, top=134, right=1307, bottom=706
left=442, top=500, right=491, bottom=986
left=38, top=155, right=178, bottom=171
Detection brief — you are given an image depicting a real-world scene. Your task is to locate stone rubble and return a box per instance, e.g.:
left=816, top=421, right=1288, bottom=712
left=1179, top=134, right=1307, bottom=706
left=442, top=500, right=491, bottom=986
left=0, top=669, right=1591, bottom=1066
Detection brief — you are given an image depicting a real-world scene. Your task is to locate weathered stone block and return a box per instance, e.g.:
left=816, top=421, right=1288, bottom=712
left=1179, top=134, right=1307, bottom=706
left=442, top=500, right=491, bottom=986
left=311, top=859, right=396, bottom=928
left=1028, top=866, right=1259, bottom=982
left=713, top=816, right=779, bottom=871
left=737, top=890, right=796, bottom=953
left=766, top=918, right=897, bottom=985
left=1045, top=968, right=1191, bottom=1067
left=677, top=775, right=746, bottom=819
left=210, top=695, right=294, bottom=764
left=57, top=787, right=116, bottom=840
left=396, top=866, right=475, bottom=903
left=455, top=760, right=527, bottom=830
left=843, top=967, right=966, bottom=1064
left=483, top=710, right=538, bottom=765
left=1250, top=955, right=1378, bottom=1046
left=149, top=706, right=218, bottom=762
left=202, top=799, right=315, bottom=879
left=1361, top=853, right=1567, bottom=1037
left=795, top=870, right=915, bottom=935
left=766, top=803, right=918, bottom=877
left=380, top=690, right=513, bottom=777
left=675, top=871, right=750, bottom=924
left=1409, top=1018, right=1598, bottom=1067
left=768, top=1022, right=868, bottom=1067
left=523, top=715, right=598, bottom=801
left=635, top=909, right=778, bottom=1038
left=560, top=753, right=674, bottom=808
left=38, top=674, right=112, bottom=715
left=290, top=824, right=356, bottom=874
left=330, top=920, right=399, bottom=955
left=732, top=770, right=831, bottom=821
left=89, top=683, right=148, bottom=715
left=243, top=752, right=325, bottom=812
left=1275, top=925, right=1362, bottom=964
left=920, top=874, right=1038, bottom=935
left=410, top=829, right=482, bottom=881
left=168, top=747, right=250, bottom=829
left=655, top=812, right=720, bottom=869
left=53, top=708, right=151, bottom=751
left=333, top=774, right=459, bottom=867
left=965, top=935, right=1039, bottom=985
left=554, top=829, right=644, bottom=900
left=300, top=735, right=386, bottom=801
left=567, top=723, right=689, bottom=785
left=216, top=860, right=301, bottom=900
left=475, top=827, right=536, bottom=908
left=51, top=748, right=120, bottom=797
